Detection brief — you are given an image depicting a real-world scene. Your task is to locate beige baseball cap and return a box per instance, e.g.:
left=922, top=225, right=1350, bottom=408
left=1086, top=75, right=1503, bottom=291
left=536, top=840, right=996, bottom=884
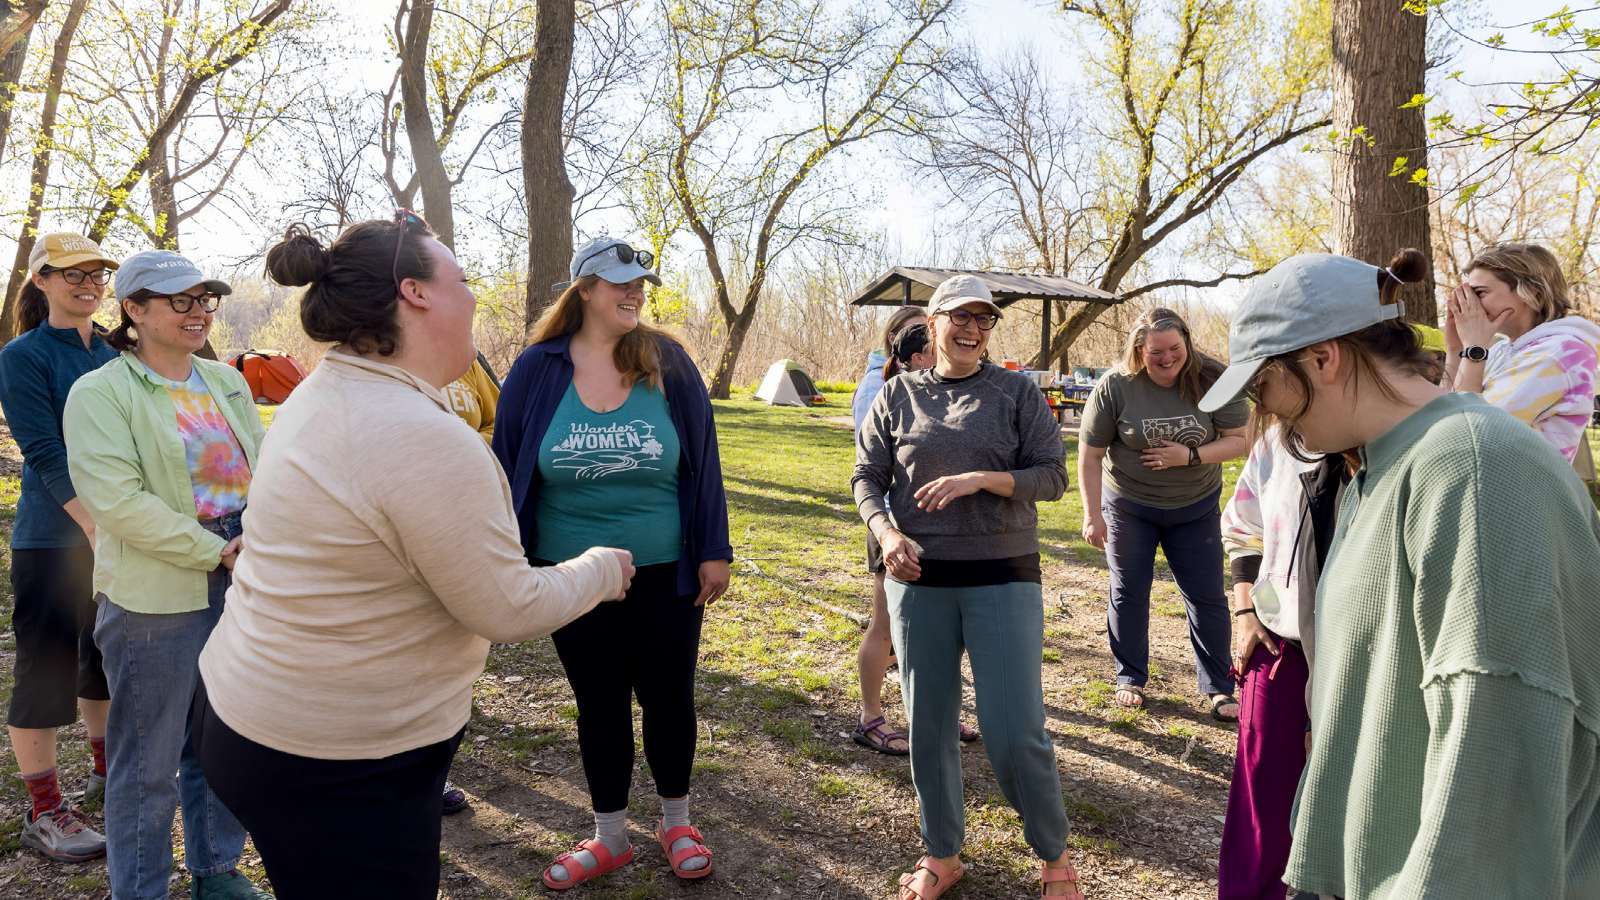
left=28, top=233, right=118, bottom=275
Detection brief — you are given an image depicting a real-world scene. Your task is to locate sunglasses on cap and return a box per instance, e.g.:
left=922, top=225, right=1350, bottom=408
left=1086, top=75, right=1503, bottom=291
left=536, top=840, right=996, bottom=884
left=391, top=208, right=430, bottom=293
left=576, top=241, right=655, bottom=278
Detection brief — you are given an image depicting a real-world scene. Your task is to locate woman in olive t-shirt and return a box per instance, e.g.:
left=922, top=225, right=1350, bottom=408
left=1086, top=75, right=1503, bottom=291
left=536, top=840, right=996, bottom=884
left=1077, top=309, right=1249, bottom=719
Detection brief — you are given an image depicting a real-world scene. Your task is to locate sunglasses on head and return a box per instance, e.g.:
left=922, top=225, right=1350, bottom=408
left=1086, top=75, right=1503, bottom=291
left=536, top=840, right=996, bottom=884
left=392, top=208, right=431, bottom=293
left=42, top=265, right=113, bottom=286
left=577, top=241, right=655, bottom=278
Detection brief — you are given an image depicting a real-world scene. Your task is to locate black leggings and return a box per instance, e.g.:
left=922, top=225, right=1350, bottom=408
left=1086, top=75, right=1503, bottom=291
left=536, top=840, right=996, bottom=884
left=549, top=560, right=704, bottom=813
left=190, top=680, right=462, bottom=899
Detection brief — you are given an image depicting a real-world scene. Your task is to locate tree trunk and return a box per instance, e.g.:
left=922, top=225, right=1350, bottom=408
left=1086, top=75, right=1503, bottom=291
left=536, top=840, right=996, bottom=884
left=147, top=143, right=181, bottom=250
left=0, top=1, right=36, bottom=167
left=397, top=0, right=455, bottom=249
left=520, top=0, right=575, bottom=335
left=1332, top=0, right=1434, bottom=322
left=2, top=0, right=89, bottom=342
left=708, top=299, right=758, bottom=400
left=0, top=0, right=44, bottom=59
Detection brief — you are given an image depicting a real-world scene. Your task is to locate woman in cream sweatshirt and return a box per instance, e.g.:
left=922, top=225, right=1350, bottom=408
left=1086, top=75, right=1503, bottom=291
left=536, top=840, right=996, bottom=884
left=192, top=217, right=632, bottom=899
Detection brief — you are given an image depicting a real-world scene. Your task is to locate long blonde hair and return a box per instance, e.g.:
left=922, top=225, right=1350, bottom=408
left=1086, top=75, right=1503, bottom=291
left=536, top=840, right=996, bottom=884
left=529, top=275, right=677, bottom=389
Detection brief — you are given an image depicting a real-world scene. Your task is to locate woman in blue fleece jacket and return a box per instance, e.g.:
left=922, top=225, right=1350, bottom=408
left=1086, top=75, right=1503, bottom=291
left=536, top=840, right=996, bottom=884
left=494, top=237, right=731, bottom=891
left=0, top=233, right=119, bottom=863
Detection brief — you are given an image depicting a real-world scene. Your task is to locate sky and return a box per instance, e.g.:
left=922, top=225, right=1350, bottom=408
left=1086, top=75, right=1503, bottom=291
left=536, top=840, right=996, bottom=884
left=1, top=0, right=1587, bottom=303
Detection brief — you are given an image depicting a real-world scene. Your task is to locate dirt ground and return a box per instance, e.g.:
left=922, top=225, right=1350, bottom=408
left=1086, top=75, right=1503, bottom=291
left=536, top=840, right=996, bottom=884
left=0, top=415, right=1238, bottom=899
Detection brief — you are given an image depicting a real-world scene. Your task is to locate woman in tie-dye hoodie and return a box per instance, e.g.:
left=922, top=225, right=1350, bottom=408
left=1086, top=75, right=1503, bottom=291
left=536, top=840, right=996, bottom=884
left=1446, top=242, right=1600, bottom=462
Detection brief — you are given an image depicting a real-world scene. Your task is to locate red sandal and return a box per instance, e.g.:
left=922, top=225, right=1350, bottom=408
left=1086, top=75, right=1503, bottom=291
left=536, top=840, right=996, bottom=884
left=541, top=839, right=633, bottom=890
left=898, top=855, right=964, bottom=899
left=657, top=822, right=713, bottom=879
left=1042, top=860, right=1086, bottom=899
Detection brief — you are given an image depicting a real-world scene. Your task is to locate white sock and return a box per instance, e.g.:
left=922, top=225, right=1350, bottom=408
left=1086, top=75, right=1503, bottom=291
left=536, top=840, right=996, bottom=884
left=549, top=808, right=629, bottom=882
left=660, top=795, right=709, bottom=872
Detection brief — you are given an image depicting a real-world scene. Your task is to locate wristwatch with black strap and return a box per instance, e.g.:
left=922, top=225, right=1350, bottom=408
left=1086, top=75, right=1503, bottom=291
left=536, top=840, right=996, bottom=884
left=1459, top=345, right=1489, bottom=362
left=1187, top=444, right=1201, bottom=466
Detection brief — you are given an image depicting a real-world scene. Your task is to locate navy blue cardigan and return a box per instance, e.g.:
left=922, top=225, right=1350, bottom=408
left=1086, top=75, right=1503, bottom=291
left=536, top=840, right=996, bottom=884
left=492, top=333, right=733, bottom=596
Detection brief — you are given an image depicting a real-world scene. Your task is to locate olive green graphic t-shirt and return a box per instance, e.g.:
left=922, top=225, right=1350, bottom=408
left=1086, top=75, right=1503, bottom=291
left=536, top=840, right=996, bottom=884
left=1080, top=369, right=1249, bottom=509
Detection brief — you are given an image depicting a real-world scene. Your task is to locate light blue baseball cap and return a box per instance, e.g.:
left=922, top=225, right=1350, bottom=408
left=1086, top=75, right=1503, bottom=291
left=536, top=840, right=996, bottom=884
left=114, top=250, right=231, bottom=301
left=569, top=237, right=662, bottom=287
left=1198, top=253, right=1403, bottom=412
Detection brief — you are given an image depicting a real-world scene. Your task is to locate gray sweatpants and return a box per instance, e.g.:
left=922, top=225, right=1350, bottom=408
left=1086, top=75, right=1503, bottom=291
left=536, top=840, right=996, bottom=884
left=885, top=579, right=1070, bottom=860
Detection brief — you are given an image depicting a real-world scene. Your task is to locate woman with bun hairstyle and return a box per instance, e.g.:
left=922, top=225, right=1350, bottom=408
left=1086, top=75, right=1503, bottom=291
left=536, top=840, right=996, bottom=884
left=63, top=249, right=270, bottom=898
left=1077, top=308, right=1249, bottom=720
left=0, top=233, right=118, bottom=865
left=191, top=216, right=634, bottom=898
left=494, top=237, right=731, bottom=889
left=1445, top=241, right=1600, bottom=462
left=1204, top=248, right=1600, bottom=898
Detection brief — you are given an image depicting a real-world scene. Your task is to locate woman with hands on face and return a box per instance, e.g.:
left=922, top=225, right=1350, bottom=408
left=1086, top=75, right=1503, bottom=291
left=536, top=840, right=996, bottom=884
left=1445, top=242, right=1600, bottom=462
left=854, top=274, right=1083, bottom=900
left=1076, top=308, right=1249, bottom=721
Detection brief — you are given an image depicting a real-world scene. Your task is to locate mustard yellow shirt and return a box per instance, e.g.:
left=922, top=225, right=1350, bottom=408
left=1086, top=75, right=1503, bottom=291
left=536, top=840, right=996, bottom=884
left=444, top=357, right=498, bottom=443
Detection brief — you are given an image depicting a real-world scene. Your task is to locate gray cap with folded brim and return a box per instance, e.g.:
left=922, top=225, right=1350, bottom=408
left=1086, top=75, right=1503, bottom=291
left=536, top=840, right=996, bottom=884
left=114, top=250, right=231, bottom=301
left=1198, top=253, right=1403, bottom=413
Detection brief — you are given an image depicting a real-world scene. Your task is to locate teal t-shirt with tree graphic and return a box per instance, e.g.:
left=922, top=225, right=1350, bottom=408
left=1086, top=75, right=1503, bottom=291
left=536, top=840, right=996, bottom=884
left=534, top=381, right=682, bottom=566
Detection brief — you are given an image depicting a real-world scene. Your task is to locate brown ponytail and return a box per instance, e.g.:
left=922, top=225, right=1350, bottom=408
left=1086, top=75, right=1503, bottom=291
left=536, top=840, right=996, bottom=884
left=16, top=278, right=49, bottom=333
left=105, top=294, right=149, bottom=351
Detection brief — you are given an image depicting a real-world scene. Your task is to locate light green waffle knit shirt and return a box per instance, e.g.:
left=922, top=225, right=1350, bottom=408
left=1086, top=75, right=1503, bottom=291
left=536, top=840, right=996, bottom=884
left=1286, top=392, right=1600, bottom=899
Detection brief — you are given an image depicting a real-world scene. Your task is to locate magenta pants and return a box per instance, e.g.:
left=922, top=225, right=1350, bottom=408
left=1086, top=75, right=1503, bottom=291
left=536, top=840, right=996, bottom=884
left=1218, top=639, right=1310, bottom=900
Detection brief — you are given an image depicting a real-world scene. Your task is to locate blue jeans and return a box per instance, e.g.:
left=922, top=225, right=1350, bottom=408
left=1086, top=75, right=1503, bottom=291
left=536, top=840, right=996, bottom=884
left=885, top=579, right=1070, bottom=860
left=94, top=513, right=246, bottom=899
left=1102, top=489, right=1233, bottom=696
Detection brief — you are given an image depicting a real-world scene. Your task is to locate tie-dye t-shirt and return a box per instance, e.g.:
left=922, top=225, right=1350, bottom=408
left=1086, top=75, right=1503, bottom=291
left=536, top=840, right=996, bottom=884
left=148, top=364, right=251, bottom=518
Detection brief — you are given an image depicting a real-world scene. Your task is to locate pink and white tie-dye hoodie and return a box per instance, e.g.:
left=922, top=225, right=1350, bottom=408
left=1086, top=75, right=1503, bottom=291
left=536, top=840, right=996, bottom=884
left=1481, top=314, right=1600, bottom=462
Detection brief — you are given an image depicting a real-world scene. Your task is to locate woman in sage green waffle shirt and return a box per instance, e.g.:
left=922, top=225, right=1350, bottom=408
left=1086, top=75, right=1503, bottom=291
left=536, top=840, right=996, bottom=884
left=1200, top=247, right=1600, bottom=899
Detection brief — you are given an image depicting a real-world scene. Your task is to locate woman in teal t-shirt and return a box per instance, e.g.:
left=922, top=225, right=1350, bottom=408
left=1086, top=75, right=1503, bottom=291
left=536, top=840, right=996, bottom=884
left=499, top=237, right=731, bottom=891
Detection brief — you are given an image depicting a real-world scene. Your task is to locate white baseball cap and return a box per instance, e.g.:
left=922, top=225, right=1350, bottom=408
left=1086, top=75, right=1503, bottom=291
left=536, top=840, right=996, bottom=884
left=927, top=274, right=1002, bottom=317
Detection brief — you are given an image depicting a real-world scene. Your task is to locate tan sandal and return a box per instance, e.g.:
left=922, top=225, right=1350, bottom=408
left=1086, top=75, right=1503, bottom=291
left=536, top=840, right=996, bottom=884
left=899, top=855, right=964, bottom=899
left=1042, top=860, right=1085, bottom=899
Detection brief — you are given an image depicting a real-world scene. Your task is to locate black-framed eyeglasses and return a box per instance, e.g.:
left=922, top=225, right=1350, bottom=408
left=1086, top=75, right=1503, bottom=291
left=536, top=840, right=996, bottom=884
left=392, top=208, right=430, bottom=293
left=44, top=266, right=113, bottom=286
left=576, top=241, right=655, bottom=278
left=146, top=292, right=223, bottom=314
left=940, top=309, right=1000, bottom=331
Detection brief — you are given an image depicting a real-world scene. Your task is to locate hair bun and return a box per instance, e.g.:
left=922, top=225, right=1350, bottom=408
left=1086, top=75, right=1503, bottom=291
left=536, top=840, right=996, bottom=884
left=265, top=224, right=331, bottom=287
left=1386, top=248, right=1429, bottom=284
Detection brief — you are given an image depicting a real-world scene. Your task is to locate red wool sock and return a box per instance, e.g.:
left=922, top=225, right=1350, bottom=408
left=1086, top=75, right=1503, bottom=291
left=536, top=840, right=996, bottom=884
left=22, top=768, right=62, bottom=818
left=89, top=737, right=107, bottom=777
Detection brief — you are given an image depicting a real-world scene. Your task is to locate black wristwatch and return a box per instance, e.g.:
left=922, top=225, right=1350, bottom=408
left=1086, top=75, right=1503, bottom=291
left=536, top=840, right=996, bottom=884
left=1459, top=345, right=1489, bottom=362
left=1187, top=445, right=1201, bottom=466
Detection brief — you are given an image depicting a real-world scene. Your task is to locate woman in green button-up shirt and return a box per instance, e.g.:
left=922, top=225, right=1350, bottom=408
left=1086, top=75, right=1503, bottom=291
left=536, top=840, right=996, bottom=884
left=62, top=250, right=269, bottom=900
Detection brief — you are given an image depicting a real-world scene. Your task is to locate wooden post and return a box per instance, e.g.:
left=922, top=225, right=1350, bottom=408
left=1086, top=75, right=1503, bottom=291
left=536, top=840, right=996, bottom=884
left=1039, top=298, right=1052, bottom=371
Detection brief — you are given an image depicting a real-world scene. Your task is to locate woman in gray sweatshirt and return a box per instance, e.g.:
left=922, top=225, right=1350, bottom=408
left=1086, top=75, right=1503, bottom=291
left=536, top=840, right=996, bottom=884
left=853, top=274, right=1082, bottom=900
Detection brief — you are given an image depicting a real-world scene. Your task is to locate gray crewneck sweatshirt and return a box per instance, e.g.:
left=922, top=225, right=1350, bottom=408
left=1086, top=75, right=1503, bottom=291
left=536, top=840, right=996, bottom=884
left=852, top=363, right=1067, bottom=560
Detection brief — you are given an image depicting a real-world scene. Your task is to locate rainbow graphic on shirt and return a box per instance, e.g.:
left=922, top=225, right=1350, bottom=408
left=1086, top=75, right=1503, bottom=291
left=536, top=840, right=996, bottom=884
left=163, top=369, right=251, bottom=518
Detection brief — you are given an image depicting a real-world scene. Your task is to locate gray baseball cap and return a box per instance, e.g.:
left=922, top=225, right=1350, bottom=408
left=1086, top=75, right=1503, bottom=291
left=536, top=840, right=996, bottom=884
left=569, top=237, right=662, bottom=287
left=1198, top=253, right=1402, bottom=412
left=927, top=273, right=1002, bottom=317
left=114, top=250, right=231, bottom=301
